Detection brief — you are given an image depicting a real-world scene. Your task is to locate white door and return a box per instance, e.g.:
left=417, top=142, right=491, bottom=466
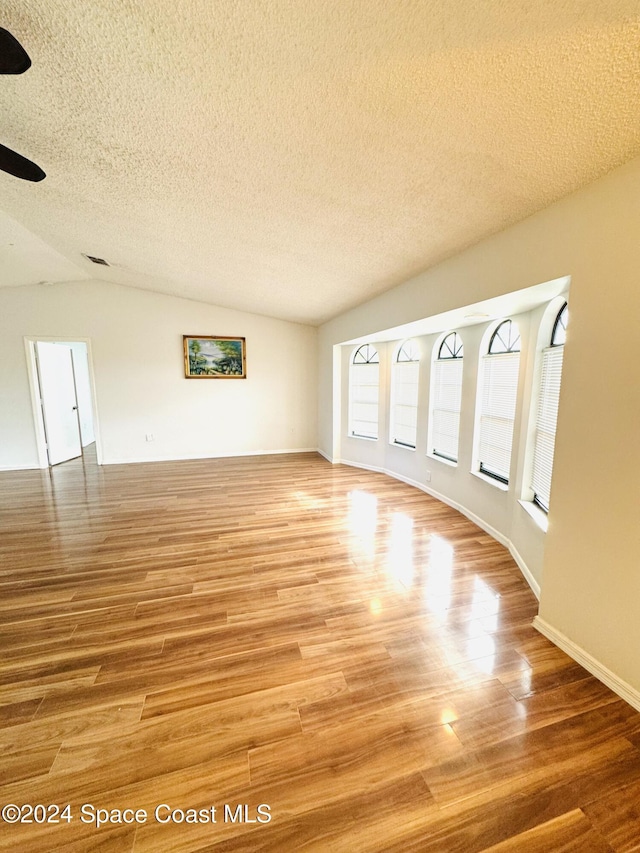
left=36, top=342, right=82, bottom=465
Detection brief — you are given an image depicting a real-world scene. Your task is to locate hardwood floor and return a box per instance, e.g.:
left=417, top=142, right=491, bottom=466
left=1, top=449, right=639, bottom=852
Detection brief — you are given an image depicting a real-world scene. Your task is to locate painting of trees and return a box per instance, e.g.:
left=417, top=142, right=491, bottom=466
left=184, top=336, right=246, bottom=378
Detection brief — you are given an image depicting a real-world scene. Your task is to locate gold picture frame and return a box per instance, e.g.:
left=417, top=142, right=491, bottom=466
left=183, top=336, right=246, bottom=379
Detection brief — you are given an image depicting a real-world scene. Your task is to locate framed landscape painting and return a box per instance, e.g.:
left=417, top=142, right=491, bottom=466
left=183, top=336, right=246, bottom=378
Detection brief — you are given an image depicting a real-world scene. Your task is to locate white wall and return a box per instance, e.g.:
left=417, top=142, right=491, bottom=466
left=319, top=155, right=640, bottom=701
left=0, top=280, right=317, bottom=468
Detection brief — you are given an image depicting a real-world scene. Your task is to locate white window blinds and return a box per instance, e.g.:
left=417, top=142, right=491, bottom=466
left=531, top=346, right=564, bottom=511
left=350, top=362, right=379, bottom=439
left=391, top=361, right=419, bottom=448
left=431, top=358, right=463, bottom=462
left=478, top=352, right=520, bottom=483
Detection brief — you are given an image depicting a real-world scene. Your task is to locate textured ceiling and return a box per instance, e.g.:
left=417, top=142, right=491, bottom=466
left=1, top=1, right=640, bottom=325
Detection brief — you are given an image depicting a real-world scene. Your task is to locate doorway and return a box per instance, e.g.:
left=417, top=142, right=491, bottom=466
left=25, top=338, right=99, bottom=468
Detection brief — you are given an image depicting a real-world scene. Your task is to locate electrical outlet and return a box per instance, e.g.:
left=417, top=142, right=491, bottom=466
left=424, top=470, right=431, bottom=482
left=145, top=433, right=154, bottom=442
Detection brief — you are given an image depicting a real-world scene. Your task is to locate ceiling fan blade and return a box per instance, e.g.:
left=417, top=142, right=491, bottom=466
left=0, top=143, right=45, bottom=181
left=0, top=27, right=32, bottom=74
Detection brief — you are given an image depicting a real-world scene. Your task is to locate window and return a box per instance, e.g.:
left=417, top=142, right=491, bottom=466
left=390, top=339, right=420, bottom=448
left=430, top=332, right=463, bottom=463
left=487, top=319, right=521, bottom=354
left=477, top=320, right=521, bottom=484
left=530, top=303, right=568, bottom=512
left=349, top=344, right=379, bottom=439
left=551, top=301, right=568, bottom=346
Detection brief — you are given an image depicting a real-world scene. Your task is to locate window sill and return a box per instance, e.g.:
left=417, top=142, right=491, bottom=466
left=471, top=469, right=509, bottom=491
left=427, top=453, right=457, bottom=468
left=519, top=499, right=549, bottom=533
left=390, top=442, right=416, bottom=451
left=349, top=434, right=378, bottom=441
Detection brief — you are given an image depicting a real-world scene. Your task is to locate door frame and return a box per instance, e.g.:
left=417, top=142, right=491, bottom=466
left=24, top=336, right=102, bottom=468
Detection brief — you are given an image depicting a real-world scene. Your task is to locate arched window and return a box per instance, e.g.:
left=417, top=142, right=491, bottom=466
left=530, top=302, right=568, bottom=512
left=349, top=344, right=379, bottom=439
left=488, top=319, right=521, bottom=354
left=390, top=339, right=420, bottom=448
left=551, top=302, right=568, bottom=346
left=477, top=319, right=521, bottom=484
left=430, top=332, right=463, bottom=463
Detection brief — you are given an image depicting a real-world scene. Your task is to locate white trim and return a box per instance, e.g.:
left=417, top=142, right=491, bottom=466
left=509, top=543, right=541, bottom=600
left=316, top=447, right=334, bottom=463
left=533, top=617, right=640, bottom=713
left=471, top=468, right=509, bottom=491
left=101, top=447, right=318, bottom=465
left=390, top=441, right=416, bottom=451
left=427, top=452, right=457, bottom=468
left=332, top=344, right=342, bottom=462
left=23, top=335, right=103, bottom=467
left=337, top=458, right=540, bottom=599
left=24, top=339, right=50, bottom=469
left=5, top=447, right=319, bottom=470
left=338, top=459, right=385, bottom=475
left=518, top=498, right=549, bottom=533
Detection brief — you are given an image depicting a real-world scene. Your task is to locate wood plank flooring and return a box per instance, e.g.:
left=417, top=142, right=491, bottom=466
left=1, top=448, right=640, bottom=852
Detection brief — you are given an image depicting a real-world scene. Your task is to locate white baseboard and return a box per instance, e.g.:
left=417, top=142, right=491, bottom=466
left=6, top=448, right=323, bottom=470
left=533, top=616, right=640, bottom=713
left=335, top=458, right=541, bottom=600
left=0, top=464, right=43, bottom=471
left=334, top=457, right=385, bottom=475
left=316, top=448, right=334, bottom=463
left=101, top=447, right=318, bottom=465
left=508, top=544, right=541, bottom=600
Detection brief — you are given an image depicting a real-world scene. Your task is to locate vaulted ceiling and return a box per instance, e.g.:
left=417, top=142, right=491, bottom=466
left=1, top=1, right=640, bottom=325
